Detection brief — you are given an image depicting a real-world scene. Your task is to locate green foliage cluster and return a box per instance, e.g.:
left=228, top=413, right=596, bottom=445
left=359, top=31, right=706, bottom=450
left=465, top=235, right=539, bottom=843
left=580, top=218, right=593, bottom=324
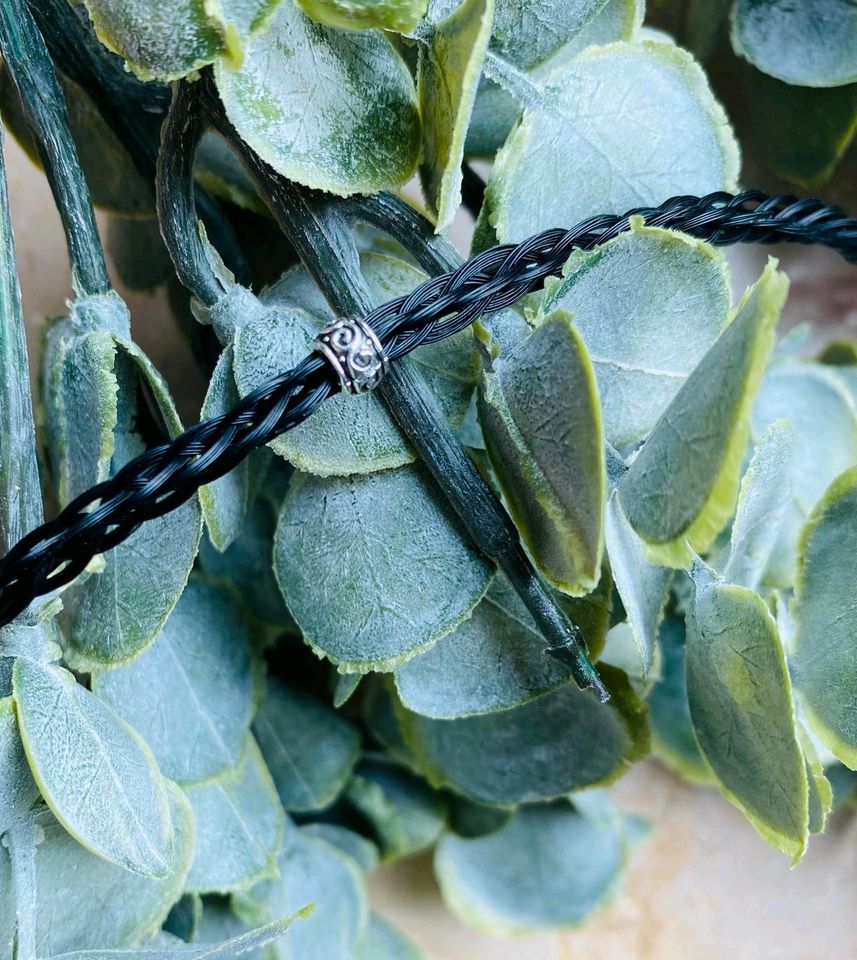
left=2, top=0, right=857, bottom=956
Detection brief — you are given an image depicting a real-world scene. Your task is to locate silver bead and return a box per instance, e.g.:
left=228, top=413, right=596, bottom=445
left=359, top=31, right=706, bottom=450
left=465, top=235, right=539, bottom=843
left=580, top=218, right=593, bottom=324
left=313, top=317, right=388, bottom=395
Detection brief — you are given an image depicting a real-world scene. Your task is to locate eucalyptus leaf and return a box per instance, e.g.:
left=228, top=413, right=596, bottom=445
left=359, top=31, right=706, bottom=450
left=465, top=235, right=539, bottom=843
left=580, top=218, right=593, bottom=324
left=482, top=40, right=740, bottom=243
left=751, top=362, right=857, bottom=586
left=400, top=666, right=648, bottom=805
left=342, top=758, right=446, bottom=862
left=13, top=660, right=174, bottom=878
left=236, top=254, right=478, bottom=476
left=200, top=347, right=250, bottom=552
left=356, top=914, right=426, bottom=960
left=479, top=311, right=605, bottom=594
left=419, top=0, right=494, bottom=231
left=604, top=492, right=671, bottom=671
left=618, top=260, right=787, bottom=567
left=262, top=829, right=369, bottom=960
left=253, top=678, right=361, bottom=812
left=298, top=0, right=427, bottom=32
left=731, top=0, right=857, bottom=88
left=800, top=727, right=833, bottom=835
left=81, top=0, right=284, bottom=81
left=91, top=579, right=256, bottom=785
left=299, top=824, right=380, bottom=873
left=215, top=0, right=420, bottom=196
left=647, top=612, right=712, bottom=784
left=274, top=464, right=492, bottom=671
left=792, top=465, right=857, bottom=770
left=33, top=785, right=194, bottom=956
left=434, top=800, right=630, bottom=935
left=0, top=696, right=37, bottom=834
left=721, top=419, right=794, bottom=590
left=541, top=224, right=731, bottom=448
left=184, top=736, right=285, bottom=894
left=686, top=564, right=808, bottom=861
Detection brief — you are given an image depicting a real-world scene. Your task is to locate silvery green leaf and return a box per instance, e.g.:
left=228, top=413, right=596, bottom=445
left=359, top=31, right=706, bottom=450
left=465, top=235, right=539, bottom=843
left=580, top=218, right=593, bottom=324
left=215, top=1, right=420, bottom=196
left=13, top=661, right=174, bottom=878
left=731, top=0, right=857, bottom=88
left=236, top=254, right=478, bottom=476
left=618, top=260, right=788, bottom=568
left=400, top=667, right=648, bottom=805
left=356, top=914, right=426, bottom=960
left=253, top=679, right=361, bottom=812
left=394, top=569, right=612, bottom=718
left=274, top=464, right=493, bottom=671
left=0, top=697, right=37, bottom=834
left=342, top=758, right=446, bottom=862
left=721, top=419, right=794, bottom=590
left=33, top=785, right=194, bottom=955
left=163, top=894, right=203, bottom=943
left=184, top=736, right=285, bottom=894
left=482, top=41, right=739, bottom=243
left=199, top=495, right=294, bottom=628
left=800, top=727, right=833, bottom=835
left=479, top=310, right=605, bottom=594
left=604, top=493, right=671, bottom=672
left=433, top=800, right=630, bottom=935
left=52, top=337, right=201, bottom=666
left=299, top=824, right=380, bottom=873
left=447, top=795, right=512, bottom=838
left=686, top=564, right=808, bottom=861
left=792, top=466, right=857, bottom=770
left=361, top=678, right=420, bottom=770
left=752, top=362, right=857, bottom=586
left=80, top=0, right=284, bottom=81
left=419, top=0, right=494, bottom=231
left=541, top=224, right=731, bottom=448
left=263, top=829, right=369, bottom=960
left=200, top=347, right=250, bottom=552
left=51, top=913, right=306, bottom=960
left=647, top=614, right=712, bottom=784
left=333, top=672, right=363, bottom=708
left=298, top=0, right=427, bottom=31
left=91, top=579, right=256, bottom=785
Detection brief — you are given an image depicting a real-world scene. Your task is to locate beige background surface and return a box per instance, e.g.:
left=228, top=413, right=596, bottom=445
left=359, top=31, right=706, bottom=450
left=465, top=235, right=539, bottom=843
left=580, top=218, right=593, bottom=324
left=7, top=133, right=857, bottom=960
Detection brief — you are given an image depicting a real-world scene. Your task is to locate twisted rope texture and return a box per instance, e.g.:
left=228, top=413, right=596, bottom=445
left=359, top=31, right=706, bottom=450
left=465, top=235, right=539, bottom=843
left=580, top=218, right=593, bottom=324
left=1, top=190, right=856, bottom=625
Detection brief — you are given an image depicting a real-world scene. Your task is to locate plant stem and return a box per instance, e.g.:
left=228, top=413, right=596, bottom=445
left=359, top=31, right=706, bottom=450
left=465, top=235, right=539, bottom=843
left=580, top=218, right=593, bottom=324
left=0, top=127, right=42, bottom=557
left=8, top=816, right=37, bottom=960
left=204, top=84, right=605, bottom=698
left=0, top=0, right=109, bottom=296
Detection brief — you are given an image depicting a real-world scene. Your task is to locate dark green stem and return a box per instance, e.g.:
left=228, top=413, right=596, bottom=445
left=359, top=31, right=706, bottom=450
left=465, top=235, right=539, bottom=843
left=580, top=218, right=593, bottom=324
left=0, top=0, right=109, bottom=296
left=0, top=127, right=42, bottom=557
left=204, top=83, right=605, bottom=699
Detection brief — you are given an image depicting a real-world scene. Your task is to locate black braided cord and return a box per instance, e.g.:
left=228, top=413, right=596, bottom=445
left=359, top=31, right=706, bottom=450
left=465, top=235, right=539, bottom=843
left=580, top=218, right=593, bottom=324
left=1, top=189, right=856, bottom=627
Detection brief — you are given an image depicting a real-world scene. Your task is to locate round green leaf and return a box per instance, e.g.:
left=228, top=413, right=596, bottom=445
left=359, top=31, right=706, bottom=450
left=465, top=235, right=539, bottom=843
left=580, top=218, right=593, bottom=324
left=13, top=661, right=174, bottom=878
left=541, top=225, right=731, bottom=448
left=732, top=0, right=857, bottom=88
left=183, top=736, right=285, bottom=894
left=253, top=678, right=361, bottom=812
left=434, top=801, right=630, bottom=935
left=91, top=578, right=257, bottom=785
left=215, top=0, right=421, bottom=195
left=400, top=666, right=648, bottom=805
left=236, top=254, right=478, bottom=476
left=482, top=40, right=740, bottom=243
left=686, top=565, right=808, bottom=861
left=618, top=260, right=787, bottom=567
left=356, top=913, right=426, bottom=960
left=479, top=310, right=605, bottom=594
left=792, top=466, right=857, bottom=771
left=0, top=697, right=37, bottom=834
left=33, top=784, right=194, bottom=955
left=274, top=464, right=493, bottom=671
left=81, top=0, right=283, bottom=81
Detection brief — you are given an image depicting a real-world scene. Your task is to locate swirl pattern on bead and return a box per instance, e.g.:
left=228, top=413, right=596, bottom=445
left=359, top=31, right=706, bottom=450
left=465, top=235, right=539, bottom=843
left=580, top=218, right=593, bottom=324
left=313, top=316, right=389, bottom=394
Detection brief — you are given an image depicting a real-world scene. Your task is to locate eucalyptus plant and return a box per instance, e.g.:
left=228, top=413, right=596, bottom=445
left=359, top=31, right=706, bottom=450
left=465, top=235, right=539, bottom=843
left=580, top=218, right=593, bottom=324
left=0, top=0, right=856, bottom=957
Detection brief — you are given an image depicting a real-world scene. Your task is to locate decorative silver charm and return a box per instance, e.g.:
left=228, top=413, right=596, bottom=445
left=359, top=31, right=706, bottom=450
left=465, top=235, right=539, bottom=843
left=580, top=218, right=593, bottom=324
left=313, top=316, right=388, bottom=394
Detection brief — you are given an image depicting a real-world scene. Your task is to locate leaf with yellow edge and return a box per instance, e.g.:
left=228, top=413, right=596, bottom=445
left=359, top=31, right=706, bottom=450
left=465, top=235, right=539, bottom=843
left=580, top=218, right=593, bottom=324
left=685, top=563, right=808, bottom=862
left=792, top=465, right=857, bottom=771
left=479, top=311, right=605, bottom=595
left=297, top=0, right=427, bottom=32
left=618, top=259, right=788, bottom=568
left=419, top=0, right=494, bottom=232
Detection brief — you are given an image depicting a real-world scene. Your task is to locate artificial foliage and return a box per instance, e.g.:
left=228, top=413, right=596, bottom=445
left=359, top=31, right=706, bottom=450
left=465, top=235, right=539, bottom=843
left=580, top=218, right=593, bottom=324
left=0, top=0, right=856, bottom=957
